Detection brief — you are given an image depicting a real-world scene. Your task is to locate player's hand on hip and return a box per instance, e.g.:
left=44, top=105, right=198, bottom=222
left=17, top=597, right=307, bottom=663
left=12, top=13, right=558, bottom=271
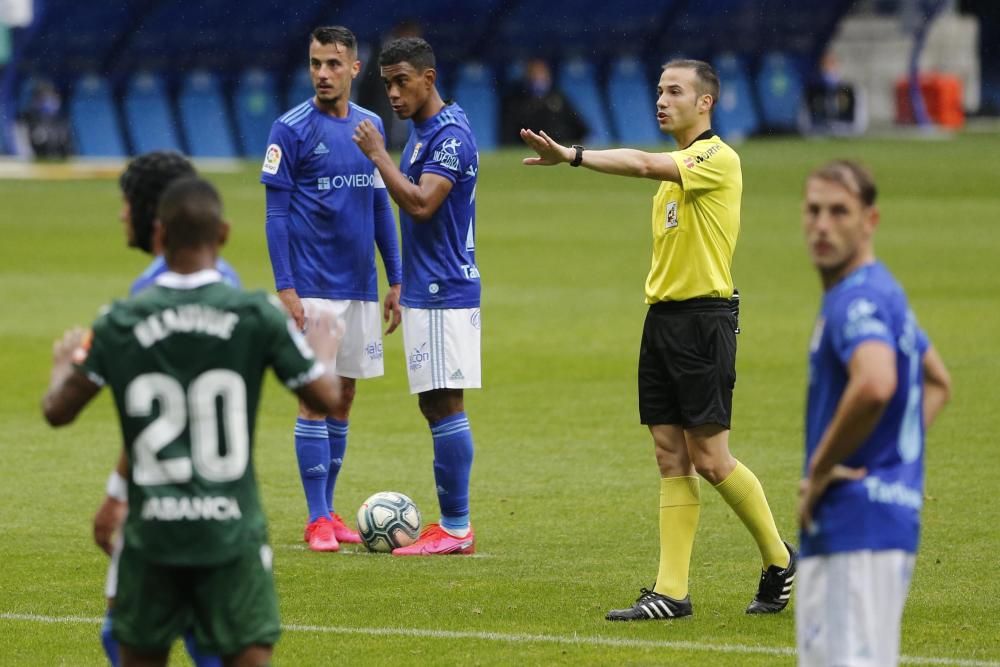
left=93, top=495, right=127, bottom=556
left=277, top=288, right=306, bottom=331
left=797, top=464, right=867, bottom=534
left=383, top=284, right=402, bottom=335
left=520, top=129, right=572, bottom=166
left=352, top=119, right=385, bottom=158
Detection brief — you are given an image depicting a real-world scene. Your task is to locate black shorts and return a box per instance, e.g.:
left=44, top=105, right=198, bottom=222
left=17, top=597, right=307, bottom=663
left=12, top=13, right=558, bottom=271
left=638, top=298, right=737, bottom=428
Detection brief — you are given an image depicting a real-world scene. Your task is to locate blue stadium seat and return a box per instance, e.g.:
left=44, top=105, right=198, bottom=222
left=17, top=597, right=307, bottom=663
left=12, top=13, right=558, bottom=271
left=711, top=53, right=759, bottom=141
left=286, top=68, right=314, bottom=110
left=557, top=59, right=614, bottom=146
left=452, top=62, right=498, bottom=151
left=607, top=57, right=662, bottom=146
left=234, top=69, right=280, bottom=157
left=178, top=71, right=237, bottom=158
left=68, top=74, right=126, bottom=157
left=755, top=52, right=805, bottom=132
left=123, top=72, right=182, bottom=154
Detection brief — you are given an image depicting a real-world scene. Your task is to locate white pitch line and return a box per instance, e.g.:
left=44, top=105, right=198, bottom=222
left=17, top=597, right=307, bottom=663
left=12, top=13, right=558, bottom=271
left=2, top=612, right=997, bottom=667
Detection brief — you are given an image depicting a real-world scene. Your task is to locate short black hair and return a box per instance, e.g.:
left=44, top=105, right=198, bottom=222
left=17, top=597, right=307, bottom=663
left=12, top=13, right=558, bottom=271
left=662, top=59, right=720, bottom=107
left=808, top=160, right=878, bottom=207
left=378, top=37, right=435, bottom=71
left=119, top=151, right=196, bottom=254
left=311, top=25, right=357, bottom=54
left=157, top=177, right=223, bottom=253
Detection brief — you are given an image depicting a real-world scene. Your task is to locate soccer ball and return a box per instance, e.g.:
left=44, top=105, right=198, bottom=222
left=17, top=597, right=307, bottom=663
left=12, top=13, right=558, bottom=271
left=356, top=491, right=422, bottom=553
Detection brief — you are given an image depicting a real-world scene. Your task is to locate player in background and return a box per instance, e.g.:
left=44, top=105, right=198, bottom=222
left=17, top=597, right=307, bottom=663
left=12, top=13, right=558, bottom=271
left=94, top=151, right=238, bottom=667
left=796, top=161, right=950, bottom=666
left=43, top=177, right=341, bottom=667
left=261, top=26, right=403, bottom=552
left=353, top=37, right=480, bottom=556
left=521, top=60, right=796, bottom=619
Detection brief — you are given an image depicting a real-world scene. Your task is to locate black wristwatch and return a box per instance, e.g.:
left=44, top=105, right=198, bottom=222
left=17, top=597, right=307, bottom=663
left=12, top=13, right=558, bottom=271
left=570, top=145, right=584, bottom=167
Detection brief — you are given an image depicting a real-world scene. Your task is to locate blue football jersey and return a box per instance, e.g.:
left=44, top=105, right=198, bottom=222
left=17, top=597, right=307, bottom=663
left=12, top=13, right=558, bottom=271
left=131, top=256, right=240, bottom=296
left=399, top=103, right=480, bottom=309
left=802, top=262, right=930, bottom=557
left=261, top=100, right=388, bottom=301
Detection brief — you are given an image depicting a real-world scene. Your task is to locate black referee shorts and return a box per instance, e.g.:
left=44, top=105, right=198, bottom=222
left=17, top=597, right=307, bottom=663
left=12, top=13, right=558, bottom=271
left=638, top=298, right=737, bottom=429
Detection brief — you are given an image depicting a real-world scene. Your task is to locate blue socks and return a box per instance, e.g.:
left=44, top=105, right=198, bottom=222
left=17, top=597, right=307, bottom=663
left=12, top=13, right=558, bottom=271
left=430, top=412, right=474, bottom=532
left=101, top=610, right=119, bottom=667
left=183, top=630, right=222, bottom=667
left=102, top=609, right=220, bottom=666
left=294, top=417, right=330, bottom=522
left=325, top=418, right=348, bottom=515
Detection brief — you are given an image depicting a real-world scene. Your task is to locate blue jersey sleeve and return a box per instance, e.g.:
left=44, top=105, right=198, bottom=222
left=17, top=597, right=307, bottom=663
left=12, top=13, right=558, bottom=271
left=215, top=258, right=242, bottom=288
left=422, top=127, right=475, bottom=184
left=374, top=185, right=402, bottom=285
left=260, top=120, right=299, bottom=191
left=265, top=186, right=295, bottom=291
left=828, top=290, right=896, bottom=365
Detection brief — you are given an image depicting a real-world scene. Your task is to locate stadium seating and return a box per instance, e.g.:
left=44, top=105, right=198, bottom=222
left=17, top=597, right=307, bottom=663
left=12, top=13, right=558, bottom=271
left=286, top=69, right=315, bottom=110
left=755, top=52, right=805, bottom=132
left=122, top=73, right=182, bottom=154
left=557, top=59, right=614, bottom=146
left=452, top=62, right=498, bottom=150
left=607, top=57, right=663, bottom=146
left=711, top=53, right=760, bottom=141
left=178, top=71, right=238, bottom=158
left=234, top=69, right=280, bottom=157
left=68, top=75, right=126, bottom=157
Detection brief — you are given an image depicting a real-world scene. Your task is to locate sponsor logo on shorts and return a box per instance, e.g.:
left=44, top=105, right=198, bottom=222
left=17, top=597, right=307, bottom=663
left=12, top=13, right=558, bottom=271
left=470, top=309, right=481, bottom=330
left=409, top=342, right=430, bottom=371
left=450, top=369, right=465, bottom=380
left=140, top=495, right=243, bottom=521
left=366, top=340, right=383, bottom=361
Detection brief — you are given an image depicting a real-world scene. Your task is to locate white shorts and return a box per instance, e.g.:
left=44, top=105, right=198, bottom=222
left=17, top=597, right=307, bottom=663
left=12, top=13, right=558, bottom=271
left=402, top=306, right=481, bottom=394
left=302, top=298, right=383, bottom=379
left=796, top=550, right=916, bottom=667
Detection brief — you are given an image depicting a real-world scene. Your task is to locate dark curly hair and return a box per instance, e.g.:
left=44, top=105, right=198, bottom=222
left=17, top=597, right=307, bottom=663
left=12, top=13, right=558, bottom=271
left=118, top=151, right=196, bottom=253
left=378, top=37, right=435, bottom=71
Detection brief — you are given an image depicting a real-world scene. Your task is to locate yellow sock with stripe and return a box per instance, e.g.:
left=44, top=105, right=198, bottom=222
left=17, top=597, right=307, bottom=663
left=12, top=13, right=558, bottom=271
left=653, top=476, right=701, bottom=600
left=713, top=461, right=789, bottom=569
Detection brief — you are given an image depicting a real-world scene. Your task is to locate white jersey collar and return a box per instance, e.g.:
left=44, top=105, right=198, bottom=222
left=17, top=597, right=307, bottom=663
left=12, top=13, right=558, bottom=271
left=154, top=269, right=223, bottom=290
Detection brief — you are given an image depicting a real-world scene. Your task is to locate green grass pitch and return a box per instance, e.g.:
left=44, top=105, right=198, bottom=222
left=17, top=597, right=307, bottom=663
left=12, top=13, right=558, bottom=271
left=1, top=134, right=998, bottom=665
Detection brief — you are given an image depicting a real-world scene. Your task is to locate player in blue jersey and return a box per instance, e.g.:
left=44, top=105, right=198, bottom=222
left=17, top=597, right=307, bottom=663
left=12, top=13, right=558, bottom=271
left=261, top=26, right=403, bottom=553
left=796, top=160, right=951, bottom=666
left=91, top=151, right=231, bottom=667
left=353, top=37, right=480, bottom=555
left=120, top=152, right=240, bottom=294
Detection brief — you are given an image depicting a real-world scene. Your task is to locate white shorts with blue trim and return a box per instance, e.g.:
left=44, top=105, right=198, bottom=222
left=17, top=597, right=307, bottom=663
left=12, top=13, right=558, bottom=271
left=402, top=306, right=481, bottom=394
left=796, top=549, right=916, bottom=667
left=301, top=298, right=383, bottom=379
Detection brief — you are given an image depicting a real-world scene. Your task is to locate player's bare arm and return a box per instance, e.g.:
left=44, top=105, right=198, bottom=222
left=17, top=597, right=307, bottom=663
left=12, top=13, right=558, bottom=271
left=519, top=128, right=682, bottom=183
left=921, top=345, right=951, bottom=429
left=798, top=340, right=897, bottom=530
left=42, top=328, right=101, bottom=426
left=383, top=283, right=402, bottom=334
left=93, top=450, right=129, bottom=555
left=352, top=119, right=453, bottom=220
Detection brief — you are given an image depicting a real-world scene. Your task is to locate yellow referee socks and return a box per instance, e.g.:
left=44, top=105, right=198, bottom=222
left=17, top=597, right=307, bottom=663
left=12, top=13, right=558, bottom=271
left=653, top=476, right=701, bottom=600
left=713, top=461, right=789, bottom=569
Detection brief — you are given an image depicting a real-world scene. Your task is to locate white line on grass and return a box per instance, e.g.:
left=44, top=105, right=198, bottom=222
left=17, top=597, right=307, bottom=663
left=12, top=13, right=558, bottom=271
left=2, top=612, right=996, bottom=666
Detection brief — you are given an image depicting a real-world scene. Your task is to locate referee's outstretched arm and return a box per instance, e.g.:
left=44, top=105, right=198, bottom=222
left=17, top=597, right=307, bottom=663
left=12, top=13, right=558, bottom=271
left=520, top=128, right=682, bottom=183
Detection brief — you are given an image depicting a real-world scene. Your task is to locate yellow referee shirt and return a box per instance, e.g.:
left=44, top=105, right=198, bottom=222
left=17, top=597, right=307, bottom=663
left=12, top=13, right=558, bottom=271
left=645, top=132, right=742, bottom=304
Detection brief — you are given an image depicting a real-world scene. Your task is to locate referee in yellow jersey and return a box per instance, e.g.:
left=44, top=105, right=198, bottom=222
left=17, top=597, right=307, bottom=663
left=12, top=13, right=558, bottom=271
left=521, top=59, right=795, bottom=620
